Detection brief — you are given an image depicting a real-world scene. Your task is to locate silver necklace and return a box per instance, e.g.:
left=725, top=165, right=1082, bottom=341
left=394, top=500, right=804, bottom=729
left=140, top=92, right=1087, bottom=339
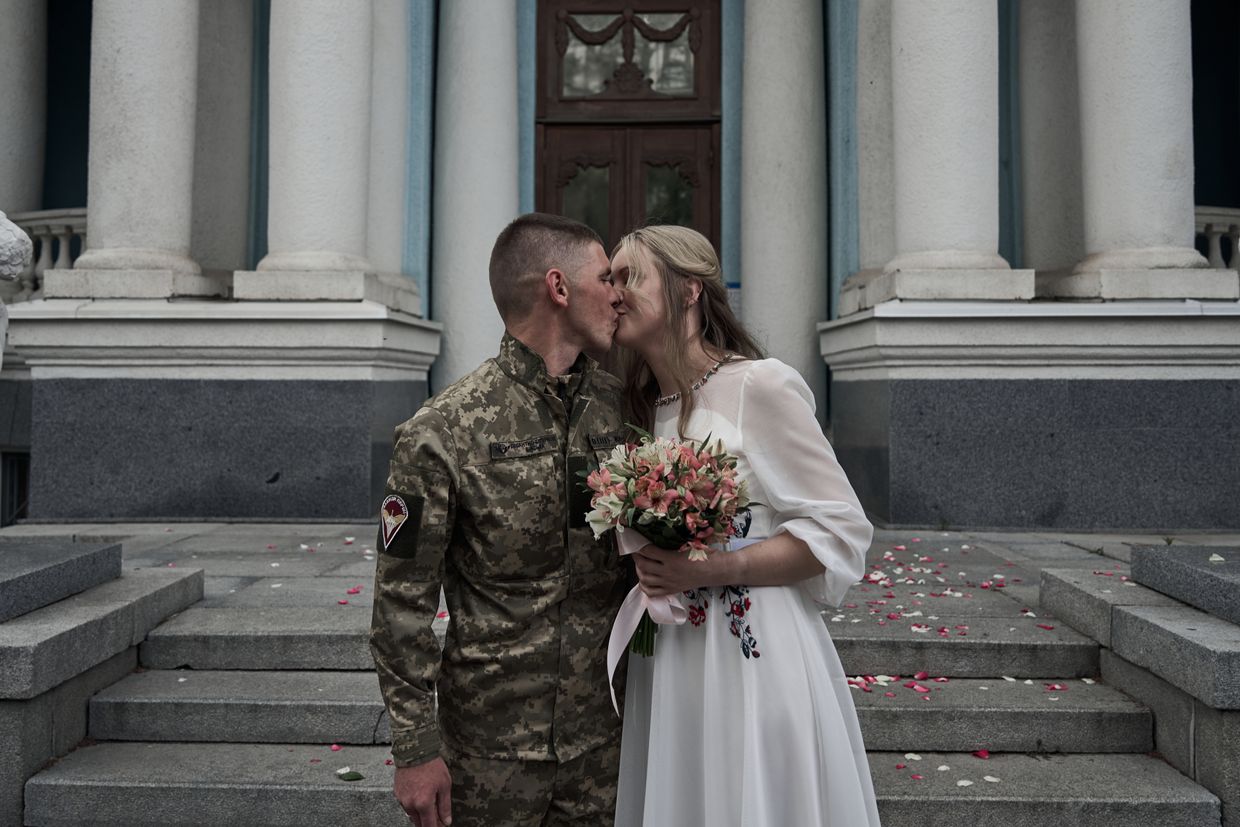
left=654, top=355, right=733, bottom=408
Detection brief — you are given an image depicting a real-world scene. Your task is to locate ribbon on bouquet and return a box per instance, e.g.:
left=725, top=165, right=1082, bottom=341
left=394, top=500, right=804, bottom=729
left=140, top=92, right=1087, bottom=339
left=605, top=528, right=764, bottom=714
left=606, top=526, right=687, bottom=714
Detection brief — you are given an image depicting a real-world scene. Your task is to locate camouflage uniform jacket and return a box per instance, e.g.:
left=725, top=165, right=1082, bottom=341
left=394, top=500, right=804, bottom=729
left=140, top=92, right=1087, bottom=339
left=370, top=333, right=630, bottom=767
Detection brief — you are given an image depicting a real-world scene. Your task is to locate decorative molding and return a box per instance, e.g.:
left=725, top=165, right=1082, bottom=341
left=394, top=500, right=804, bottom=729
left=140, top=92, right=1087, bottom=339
left=819, top=300, right=1240, bottom=381
left=6, top=299, right=442, bottom=381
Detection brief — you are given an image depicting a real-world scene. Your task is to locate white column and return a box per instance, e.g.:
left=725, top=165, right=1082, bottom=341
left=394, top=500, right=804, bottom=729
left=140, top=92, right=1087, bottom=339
left=0, top=0, right=46, bottom=213
left=431, top=0, right=518, bottom=389
left=64, top=0, right=214, bottom=298
left=740, top=0, right=828, bottom=406
left=874, top=0, right=1032, bottom=304
left=1058, top=0, right=1235, bottom=299
left=258, top=0, right=372, bottom=274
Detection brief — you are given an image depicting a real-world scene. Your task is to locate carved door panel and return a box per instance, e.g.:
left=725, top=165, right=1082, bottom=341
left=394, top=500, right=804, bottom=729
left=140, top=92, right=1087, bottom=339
left=537, top=1, right=720, bottom=251
left=539, top=125, right=717, bottom=250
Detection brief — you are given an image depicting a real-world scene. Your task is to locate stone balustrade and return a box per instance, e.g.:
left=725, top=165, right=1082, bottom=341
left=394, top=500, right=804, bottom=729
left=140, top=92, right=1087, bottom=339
left=6, top=208, right=87, bottom=300
left=1196, top=206, right=1239, bottom=270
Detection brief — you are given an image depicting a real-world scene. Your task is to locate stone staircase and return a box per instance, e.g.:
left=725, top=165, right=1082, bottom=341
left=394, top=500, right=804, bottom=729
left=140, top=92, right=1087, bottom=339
left=13, top=526, right=1232, bottom=825
left=0, top=538, right=202, bottom=826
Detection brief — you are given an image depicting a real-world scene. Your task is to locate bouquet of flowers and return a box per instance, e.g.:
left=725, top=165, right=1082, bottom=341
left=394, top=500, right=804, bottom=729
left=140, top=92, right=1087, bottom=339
left=585, top=430, right=750, bottom=655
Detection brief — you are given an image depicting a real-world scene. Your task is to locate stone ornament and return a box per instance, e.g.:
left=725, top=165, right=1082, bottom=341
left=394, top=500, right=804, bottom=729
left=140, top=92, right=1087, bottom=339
left=0, top=210, right=33, bottom=280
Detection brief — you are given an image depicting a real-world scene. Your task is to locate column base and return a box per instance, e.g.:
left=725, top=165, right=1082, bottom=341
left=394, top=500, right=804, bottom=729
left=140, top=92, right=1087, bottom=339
left=819, top=300, right=1240, bottom=529
left=233, top=270, right=422, bottom=316
left=1038, top=267, right=1240, bottom=300
left=6, top=298, right=442, bottom=521
left=839, top=268, right=1035, bottom=314
left=44, top=268, right=227, bottom=299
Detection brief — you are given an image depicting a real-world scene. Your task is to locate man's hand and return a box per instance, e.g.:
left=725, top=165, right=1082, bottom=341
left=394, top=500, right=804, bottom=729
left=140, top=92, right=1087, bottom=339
left=394, top=757, right=452, bottom=827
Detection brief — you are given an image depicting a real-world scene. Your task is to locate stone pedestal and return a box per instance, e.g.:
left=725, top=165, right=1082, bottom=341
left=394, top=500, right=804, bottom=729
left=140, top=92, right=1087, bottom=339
left=6, top=299, right=440, bottom=520
left=820, top=301, right=1240, bottom=530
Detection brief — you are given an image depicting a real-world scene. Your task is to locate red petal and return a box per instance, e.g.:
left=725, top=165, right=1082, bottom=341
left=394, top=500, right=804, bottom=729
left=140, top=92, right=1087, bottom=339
left=972, top=749, right=990, bottom=759
left=914, top=670, right=929, bottom=680
left=1036, top=624, right=1055, bottom=631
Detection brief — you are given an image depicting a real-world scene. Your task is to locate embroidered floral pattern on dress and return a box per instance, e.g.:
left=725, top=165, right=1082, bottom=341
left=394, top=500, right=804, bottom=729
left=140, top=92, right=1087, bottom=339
left=722, top=585, right=760, bottom=658
left=683, top=589, right=710, bottom=627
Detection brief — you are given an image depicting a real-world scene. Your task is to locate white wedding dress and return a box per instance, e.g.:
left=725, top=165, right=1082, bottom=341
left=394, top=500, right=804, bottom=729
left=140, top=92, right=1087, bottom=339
left=615, top=358, right=881, bottom=827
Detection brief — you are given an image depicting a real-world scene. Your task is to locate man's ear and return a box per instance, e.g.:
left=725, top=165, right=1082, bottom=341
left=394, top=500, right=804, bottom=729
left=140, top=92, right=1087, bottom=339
left=545, top=268, right=571, bottom=308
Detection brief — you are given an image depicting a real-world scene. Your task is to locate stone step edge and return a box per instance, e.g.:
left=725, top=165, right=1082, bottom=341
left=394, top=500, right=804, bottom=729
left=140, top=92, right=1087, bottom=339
left=0, top=568, right=204, bottom=700
left=0, top=542, right=123, bottom=623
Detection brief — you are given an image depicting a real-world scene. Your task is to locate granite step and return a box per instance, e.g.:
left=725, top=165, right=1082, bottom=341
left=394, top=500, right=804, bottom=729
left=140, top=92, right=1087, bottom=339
left=24, top=744, right=1219, bottom=826
left=0, top=568, right=204, bottom=700
left=852, top=677, right=1151, bottom=753
left=0, top=541, right=122, bottom=623
left=869, top=751, right=1220, bottom=827
left=830, top=614, right=1099, bottom=678
left=89, top=669, right=1151, bottom=755
left=90, top=671, right=389, bottom=745
left=1131, top=545, right=1240, bottom=625
left=23, top=742, right=403, bottom=826
left=140, top=607, right=376, bottom=670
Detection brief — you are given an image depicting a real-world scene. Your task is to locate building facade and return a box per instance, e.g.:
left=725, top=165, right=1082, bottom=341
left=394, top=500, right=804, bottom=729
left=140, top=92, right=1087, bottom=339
left=0, top=0, right=1237, bottom=528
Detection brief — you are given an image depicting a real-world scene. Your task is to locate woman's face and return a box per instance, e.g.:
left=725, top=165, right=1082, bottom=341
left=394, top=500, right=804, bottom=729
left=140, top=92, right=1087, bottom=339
left=611, top=242, right=669, bottom=352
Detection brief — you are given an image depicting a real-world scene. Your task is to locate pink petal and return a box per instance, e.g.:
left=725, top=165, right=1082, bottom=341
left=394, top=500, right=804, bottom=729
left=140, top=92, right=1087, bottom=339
left=1045, top=683, right=1068, bottom=691
left=346, top=587, right=362, bottom=595
left=910, top=774, right=924, bottom=780
left=914, top=670, right=929, bottom=680
left=972, top=749, right=990, bottom=759
left=338, top=599, right=349, bottom=605
left=385, top=759, right=394, bottom=766
left=1036, top=624, right=1055, bottom=631
left=330, top=744, right=343, bottom=752
left=893, top=545, right=907, bottom=551
left=895, top=763, right=907, bottom=769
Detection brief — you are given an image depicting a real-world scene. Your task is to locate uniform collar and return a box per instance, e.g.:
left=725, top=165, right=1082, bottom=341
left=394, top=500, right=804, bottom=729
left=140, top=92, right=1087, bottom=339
left=496, top=333, right=593, bottom=399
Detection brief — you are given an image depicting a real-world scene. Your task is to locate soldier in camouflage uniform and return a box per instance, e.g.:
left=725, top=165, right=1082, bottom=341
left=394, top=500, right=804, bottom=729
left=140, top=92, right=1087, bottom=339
left=371, top=213, right=630, bottom=827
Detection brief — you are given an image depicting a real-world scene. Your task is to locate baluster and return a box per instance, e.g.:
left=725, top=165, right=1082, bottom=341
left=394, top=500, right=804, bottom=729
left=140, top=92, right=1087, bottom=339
left=1228, top=224, right=1239, bottom=270
left=1205, top=223, right=1225, bottom=268
left=32, top=226, right=52, bottom=280
left=53, top=225, right=73, bottom=270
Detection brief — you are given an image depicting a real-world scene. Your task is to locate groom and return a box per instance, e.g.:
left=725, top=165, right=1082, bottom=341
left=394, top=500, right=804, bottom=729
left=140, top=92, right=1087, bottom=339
left=370, top=213, right=630, bottom=827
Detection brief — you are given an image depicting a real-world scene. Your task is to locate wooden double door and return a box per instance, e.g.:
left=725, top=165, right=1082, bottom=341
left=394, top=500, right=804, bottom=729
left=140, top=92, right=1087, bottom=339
left=536, top=1, right=721, bottom=251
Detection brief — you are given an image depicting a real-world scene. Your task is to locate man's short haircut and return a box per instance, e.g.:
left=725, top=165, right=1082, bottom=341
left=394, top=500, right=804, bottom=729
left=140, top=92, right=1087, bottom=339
left=489, top=213, right=604, bottom=324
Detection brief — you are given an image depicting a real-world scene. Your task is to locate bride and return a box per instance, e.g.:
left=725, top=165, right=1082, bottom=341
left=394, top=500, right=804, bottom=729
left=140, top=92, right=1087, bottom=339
left=609, top=225, right=881, bottom=826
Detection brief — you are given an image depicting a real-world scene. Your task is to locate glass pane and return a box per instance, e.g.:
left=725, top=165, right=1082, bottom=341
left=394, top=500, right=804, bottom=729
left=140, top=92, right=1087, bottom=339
left=645, top=163, right=694, bottom=227
left=562, top=165, right=610, bottom=243
left=562, top=15, right=624, bottom=97
left=634, top=16, right=695, bottom=96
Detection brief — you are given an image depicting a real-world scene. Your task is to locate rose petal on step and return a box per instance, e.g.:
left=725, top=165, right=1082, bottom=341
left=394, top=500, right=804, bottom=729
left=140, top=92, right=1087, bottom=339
left=266, top=544, right=276, bottom=550
left=893, top=545, right=907, bottom=551
left=385, top=759, right=394, bottom=766
left=885, top=692, right=897, bottom=698
left=338, top=599, right=349, bottom=605
left=972, top=749, right=990, bottom=759
left=1036, top=624, right=1055, bottom=630
left=904, top=753, right=922, bottom=761
left=957, top=779, right=974, bottom=787
left=914, top=670, right=929, bottom=681
left=1209, top=553, right=1226, bottom=563
left=1081, top=678, right=1096, bottom=685
left=335, top=766, right=351, bottom=775
left=330, top=744, right=343, bottom=752
left=347, top=587, right=362, bottom=595
left=1045, top=683, right=1068, bottom=691
left=1002, top=676, right=1016, bottom=682
left=937, top=765, right=950, bottom=771
left=309, top=758, right=321, bottom=764
left=299, top=544, right=311, bottom=551
left=896, top=763, right=906, bottom=770
left=984, top=775, right=1001, bottom=783
left=910, top=774, right=924, bottom=780
left=344, top=537, right=355, bottom=545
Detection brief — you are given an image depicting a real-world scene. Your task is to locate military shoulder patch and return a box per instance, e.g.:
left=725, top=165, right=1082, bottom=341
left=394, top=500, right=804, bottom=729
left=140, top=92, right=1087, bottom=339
left=381, top=494, right=409, bottom=549
left=379, top=492, right=425, bottom=558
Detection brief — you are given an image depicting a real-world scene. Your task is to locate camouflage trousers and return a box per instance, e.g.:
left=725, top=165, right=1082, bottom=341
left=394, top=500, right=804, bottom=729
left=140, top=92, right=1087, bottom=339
left=444, top=739, right=620, bottom=827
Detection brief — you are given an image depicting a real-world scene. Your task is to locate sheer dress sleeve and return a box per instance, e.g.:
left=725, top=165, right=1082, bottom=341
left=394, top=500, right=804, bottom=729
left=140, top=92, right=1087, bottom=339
left=738, top=359, right=873, bottom=607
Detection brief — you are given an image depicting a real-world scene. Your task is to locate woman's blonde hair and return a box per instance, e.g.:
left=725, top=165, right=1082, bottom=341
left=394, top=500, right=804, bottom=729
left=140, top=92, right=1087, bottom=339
left=614, top=225, right=764, bottom=436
